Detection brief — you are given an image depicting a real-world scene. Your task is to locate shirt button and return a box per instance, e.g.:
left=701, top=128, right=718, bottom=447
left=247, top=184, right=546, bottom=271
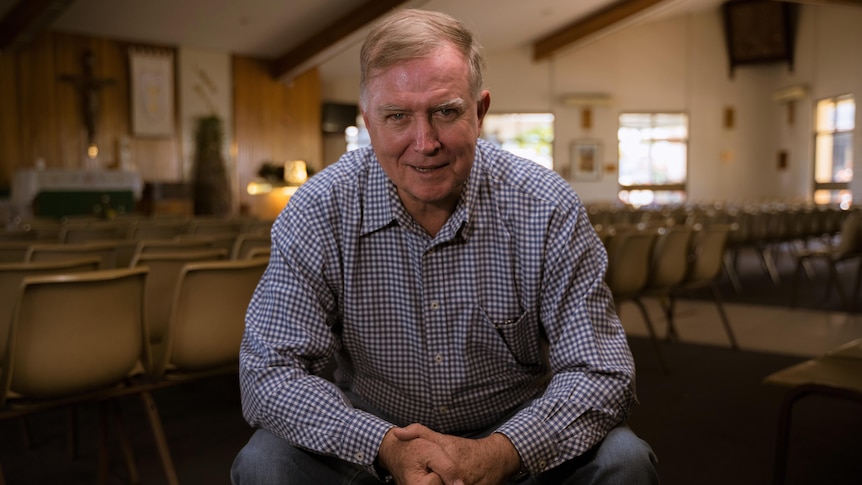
left=430, top=300, right=440, bottom=311
left=434, top=354, right=443, bottom=363
left=538, top=460, right=547, bottom=470
left=438, top=406, right=448, bottom=414
left=355, top=452, right=365, bottom=461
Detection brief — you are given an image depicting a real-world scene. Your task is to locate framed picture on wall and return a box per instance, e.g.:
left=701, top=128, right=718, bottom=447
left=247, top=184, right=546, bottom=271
left=571, top=139, right=601, bottom=181
left=129, top=48, right=175, bottom=137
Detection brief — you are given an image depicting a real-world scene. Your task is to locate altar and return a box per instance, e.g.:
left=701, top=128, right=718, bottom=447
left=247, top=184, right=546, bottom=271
left=11, top=169, right=143, bottom=219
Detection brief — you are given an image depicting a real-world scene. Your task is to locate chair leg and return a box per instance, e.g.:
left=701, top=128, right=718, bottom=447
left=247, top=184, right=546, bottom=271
left=17, top=417, right=32, bottom=450
left=97, top=402, right=110, bottom=485
left=710, top=282, right=738, bottom=351
left=664, top=295, right=680, bottom=342
left=139, top=390, right=179, bottom=485
left=632, top=298, right=671, bottom=374
left=68, top=405, right=79, bottom=460
left=760, top=247, right=781, bottom=285
left=827, top=263, right=851, bottom=311
left=851, top=260, right=862, bottom=312
left=790, top=260, right=804, bottom=308
left=111, top=399, right=141, bottom=484
left=724, top=252, right=743, bottom=293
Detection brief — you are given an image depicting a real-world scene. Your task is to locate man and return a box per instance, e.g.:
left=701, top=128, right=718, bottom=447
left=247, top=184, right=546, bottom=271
left=232, top=8, right=657, bottom=484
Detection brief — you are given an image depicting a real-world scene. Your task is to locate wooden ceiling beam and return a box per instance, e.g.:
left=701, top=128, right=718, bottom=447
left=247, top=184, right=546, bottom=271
left=271, top=0, right=412, bottom=81
left=782, top=0, right=862, bottom=6
left=533, top=0, right=668, bottom=61
left=0, top=0, right=74, bottom=52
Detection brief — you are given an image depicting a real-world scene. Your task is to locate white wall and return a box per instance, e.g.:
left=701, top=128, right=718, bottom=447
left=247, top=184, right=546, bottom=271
left=322, top=4, right=862, bottom=205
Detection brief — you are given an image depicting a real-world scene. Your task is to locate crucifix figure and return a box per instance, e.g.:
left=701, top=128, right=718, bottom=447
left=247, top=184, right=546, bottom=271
left=59, top=50, right=115, bottom=149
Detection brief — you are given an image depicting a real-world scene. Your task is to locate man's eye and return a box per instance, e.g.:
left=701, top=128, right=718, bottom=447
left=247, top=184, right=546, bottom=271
left=388, top=113, right=406, bottom=121
left=437, top=108, right=456, bottom=117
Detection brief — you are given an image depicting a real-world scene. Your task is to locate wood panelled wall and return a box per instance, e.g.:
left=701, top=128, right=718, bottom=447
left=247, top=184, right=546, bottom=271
left=0, top=31, right=322, bottom=219
left=233, top=57, right=321, bottom=218
left=0, top=32, right=180, bottom=187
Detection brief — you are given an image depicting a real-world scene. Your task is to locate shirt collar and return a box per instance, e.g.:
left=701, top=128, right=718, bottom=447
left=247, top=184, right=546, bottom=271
left=359, top=145, right=482, bottom=242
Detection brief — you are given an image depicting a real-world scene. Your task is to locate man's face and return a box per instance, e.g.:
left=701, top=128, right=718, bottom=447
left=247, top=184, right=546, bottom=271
left=361, top=44, right=490, bottom=217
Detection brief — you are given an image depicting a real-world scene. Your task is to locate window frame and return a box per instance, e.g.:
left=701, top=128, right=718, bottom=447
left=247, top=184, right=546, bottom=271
left=812, top=94, right=854, bottom=205
left=617, top=111, right=689, bottom=206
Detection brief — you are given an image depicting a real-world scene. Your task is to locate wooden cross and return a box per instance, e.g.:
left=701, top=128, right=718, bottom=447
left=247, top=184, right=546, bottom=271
left=59, top=49, right=115, bottom=146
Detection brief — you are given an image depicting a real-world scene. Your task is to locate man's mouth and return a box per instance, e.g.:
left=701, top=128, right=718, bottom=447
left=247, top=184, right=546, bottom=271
left=411, top=164, right=445, bottom=173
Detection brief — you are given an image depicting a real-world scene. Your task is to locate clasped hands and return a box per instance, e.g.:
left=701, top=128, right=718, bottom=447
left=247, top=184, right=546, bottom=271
left=377, top=423, right=522, bottom=485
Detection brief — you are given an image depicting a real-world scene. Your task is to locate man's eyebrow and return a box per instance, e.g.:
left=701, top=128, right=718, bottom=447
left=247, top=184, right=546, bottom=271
left=376, top=104, right=404, bottom=113
left=433, top=98, right=466, bottom=110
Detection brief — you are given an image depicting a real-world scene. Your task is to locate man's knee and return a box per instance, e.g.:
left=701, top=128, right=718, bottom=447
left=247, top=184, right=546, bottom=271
left=538, top=425, right=658, bottom=484
left=231, top=428, right=296, bottom=484
left=231, top=428, right=376, bottom=485
left=590, top=425, right=658, bottom=483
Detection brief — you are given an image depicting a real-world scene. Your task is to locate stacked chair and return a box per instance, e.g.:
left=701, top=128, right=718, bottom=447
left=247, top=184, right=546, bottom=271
left=0, top=214, right=275, bottom=483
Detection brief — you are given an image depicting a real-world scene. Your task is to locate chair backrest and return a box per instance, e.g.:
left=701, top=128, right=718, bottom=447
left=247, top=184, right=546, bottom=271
left=645, top=225, right=694, bottom=290
left=831, top=211, right=862, bottom=258
left=25, top=241, right=120, bottom=269
left=160, top=259, right=266, bottom=377
left=230, top=233, right=271, bottom=260
left=130, top=249, right=228, bottom=375
left=0, top=267, right=148, bottom=404
left=245, top=246, right=271, bottom=260
left=129, top=238, right=215, bottom=265
left=187, top=218, right=243, bottom=236
left=0, top=258, right=102, bottom=363
left=684, top=223, right=732, bottom=285
left=59, top=222, right=129, bottom=243
left=0, top=230, right=38, bottom=242
left=0, top=241, right=32, bottom=263
left=176, top=232, right=239, bottom=253
left=127, top=220, right=189, bottom=240
left=605, top=230, right=657, bottom=299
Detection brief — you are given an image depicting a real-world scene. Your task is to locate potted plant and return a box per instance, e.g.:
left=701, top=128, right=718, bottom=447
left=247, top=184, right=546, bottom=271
left=191, top=115, right=231, bottom=216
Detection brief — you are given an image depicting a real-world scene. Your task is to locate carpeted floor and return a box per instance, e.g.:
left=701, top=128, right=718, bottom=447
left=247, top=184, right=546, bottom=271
left=626, top=337, right=862, bottom=485
left=2, top=339, right=861, bottom=484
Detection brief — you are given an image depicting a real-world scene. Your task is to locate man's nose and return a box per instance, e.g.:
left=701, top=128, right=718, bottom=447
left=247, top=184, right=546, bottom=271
left=412, top=117, right=440, bottom=154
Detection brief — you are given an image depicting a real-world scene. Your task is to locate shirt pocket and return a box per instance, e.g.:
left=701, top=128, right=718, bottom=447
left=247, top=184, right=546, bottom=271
left=478, top=306, right=542, bottom=368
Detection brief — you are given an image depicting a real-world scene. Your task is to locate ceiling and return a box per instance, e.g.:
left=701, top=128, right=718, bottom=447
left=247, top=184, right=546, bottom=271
left=0, top=0, right=737, bottom=83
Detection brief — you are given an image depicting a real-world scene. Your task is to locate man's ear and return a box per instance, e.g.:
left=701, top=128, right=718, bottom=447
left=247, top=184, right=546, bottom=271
left=477, top=90, right=491, bottom=130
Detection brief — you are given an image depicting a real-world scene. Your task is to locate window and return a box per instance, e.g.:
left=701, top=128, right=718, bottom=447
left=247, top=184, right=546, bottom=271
left=481, top=113, right=554, bottom=170
left=617, top=113, right=688, bottom=206
left=814, top=95, right=854, bottom=208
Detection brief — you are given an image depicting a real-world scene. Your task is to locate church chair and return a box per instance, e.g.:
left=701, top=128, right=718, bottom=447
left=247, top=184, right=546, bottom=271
left=127, top=238, right=215, bottom=267
left=0, top=242, right=32, bottom=263
left=156, top=258, right=267, bottom=382
left=245, top=246, right=271, bottom=260
left=59, top=222, right=128, bottom=244
left=0, top=258, right=102, bottom=367
left=0, top=229, right=37, bottom=242
left=130, top=249, right=229, bottom=376
left=127, top=219, right=189, bottom=240
left=604, top=228, right=667, bottom=372
left=24, top=241, right=120, bottom=269
left=230, top=232, right=271, bottom=260
left=666, top=223, right=739, bottom=350
left=638, top=224, right=696, bottom=339
left=790, top=211, right=862, bottom=312
left=187, top=217, right=243, bottom=236
left=0, top=267, right=178, bottom=485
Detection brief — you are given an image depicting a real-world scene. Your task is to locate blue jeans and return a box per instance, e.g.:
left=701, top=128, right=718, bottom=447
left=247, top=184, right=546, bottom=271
left=230, top=424, right=658, bottom=484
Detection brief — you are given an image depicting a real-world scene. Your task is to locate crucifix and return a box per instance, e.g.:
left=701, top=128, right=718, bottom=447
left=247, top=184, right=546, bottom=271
left=59, top=49, right=116, bottom=156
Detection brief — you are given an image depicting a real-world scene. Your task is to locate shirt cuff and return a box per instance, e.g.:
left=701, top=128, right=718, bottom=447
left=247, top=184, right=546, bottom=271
left=495, top=410, right=558, bottom=476
left=336, top=409, right=395, bottom=479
